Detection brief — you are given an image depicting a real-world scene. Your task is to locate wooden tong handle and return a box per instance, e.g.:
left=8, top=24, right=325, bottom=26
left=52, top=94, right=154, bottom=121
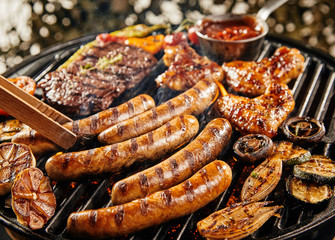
left=0, top=75, right=76, bottom=149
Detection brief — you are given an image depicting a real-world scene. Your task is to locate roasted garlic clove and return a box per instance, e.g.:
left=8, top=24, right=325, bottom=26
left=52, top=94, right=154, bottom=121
left=11, top=167, right=56, bottom=229
left=0, top=143, right=36, bottom=195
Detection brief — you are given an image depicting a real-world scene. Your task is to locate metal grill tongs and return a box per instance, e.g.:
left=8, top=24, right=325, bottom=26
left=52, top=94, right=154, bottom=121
left=0, top=75, right=76, bottom=149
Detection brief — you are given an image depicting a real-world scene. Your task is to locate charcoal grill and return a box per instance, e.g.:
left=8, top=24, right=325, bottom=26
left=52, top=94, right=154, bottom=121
left=1, top=32, right=335, bottom=240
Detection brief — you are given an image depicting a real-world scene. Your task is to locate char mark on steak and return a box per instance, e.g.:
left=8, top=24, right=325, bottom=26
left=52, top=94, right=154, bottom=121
left=38, top=42, right=157, bottom=117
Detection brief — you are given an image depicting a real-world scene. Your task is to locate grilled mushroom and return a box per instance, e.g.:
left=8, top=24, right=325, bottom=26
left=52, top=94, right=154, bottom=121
left=233, top=134, right=273, bottom=164
left=281, top=116, right=325, bottom=146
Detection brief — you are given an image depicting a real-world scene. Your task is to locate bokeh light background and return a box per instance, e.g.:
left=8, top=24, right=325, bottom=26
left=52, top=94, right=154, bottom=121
left=0, top=0, right=334, bottom=74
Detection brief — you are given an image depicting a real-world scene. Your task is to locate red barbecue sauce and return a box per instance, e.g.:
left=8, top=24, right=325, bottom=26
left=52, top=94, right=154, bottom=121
left=199, top=17, right=263, bottom=41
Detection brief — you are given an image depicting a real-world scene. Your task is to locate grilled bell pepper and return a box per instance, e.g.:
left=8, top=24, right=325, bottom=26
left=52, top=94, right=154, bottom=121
left=59, top=24, right=167, bottom=69
left=110, top=24, right=168, bottom=38
left=96, top=33, right=165, bottom=55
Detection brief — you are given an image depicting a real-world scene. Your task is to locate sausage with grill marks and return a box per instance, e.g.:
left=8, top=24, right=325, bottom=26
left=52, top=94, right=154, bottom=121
left=67, top=160, right=232, bottom=239
left=111, top=118, right=232, bottom=205
left=45, top=115, right=199, bottom=181
left=12, top=94, right=155, bottom=155
left=64, top=94, right=155, bottom=138
left=98, top=79, right=218, bottom=145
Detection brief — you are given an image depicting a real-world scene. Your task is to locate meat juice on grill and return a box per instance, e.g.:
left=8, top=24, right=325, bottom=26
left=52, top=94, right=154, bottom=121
left=38, top=42, right=157, bottom=116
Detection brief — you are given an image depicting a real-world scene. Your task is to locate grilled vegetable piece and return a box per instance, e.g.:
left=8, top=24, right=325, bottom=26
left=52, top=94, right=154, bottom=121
left=241, top=158, right=282, bottom=202
left=286, top=175, right=333, bottom=204
left=0, top=143, right=36, bottom=195
left=0, top=119, right=29, bottom=142
left=293, top=155, right=335, bottom=184
left=96, top=34, right=165, bottom=55
left=233, top=134, right=273, bottom=164
left=11, top=167, right=56, bottom=229
left=271, top=141, right=311, bottom=166
left=197, top=201, right=282, bottom=240
left=281, top=116, right=325, bottom=147
left=59, top=24, right=167, bottom=69
left=109, top=24, right=168, bottom=38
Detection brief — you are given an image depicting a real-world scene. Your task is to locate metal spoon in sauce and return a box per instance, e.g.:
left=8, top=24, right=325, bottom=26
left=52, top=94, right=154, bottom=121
left=257, top=0, right=289, bottom=22
left=195, top=0, right=289, bottom=63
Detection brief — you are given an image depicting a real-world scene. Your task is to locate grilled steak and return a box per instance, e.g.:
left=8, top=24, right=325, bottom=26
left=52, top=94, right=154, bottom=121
left=39, top=42, right=157, bottom=116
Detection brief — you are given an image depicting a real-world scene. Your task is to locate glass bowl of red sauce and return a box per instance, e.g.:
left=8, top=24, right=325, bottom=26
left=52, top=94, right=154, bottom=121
left=195, top=14, right=268, bottom=63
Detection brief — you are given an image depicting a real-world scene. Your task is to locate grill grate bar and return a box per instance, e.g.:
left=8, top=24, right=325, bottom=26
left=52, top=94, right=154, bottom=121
left=291, top=57, right=311, bottom=98
left=297, top=209, right=314, bottom=225
left=175, top=214, right=193, bottom=240
left=278, top=199, right=290, bottom=229
left=315, top=72, right=335, bottom=120
left=79, top=178, right=111, bottom=212
left=45, top=183, right=88, bottom=235
left=152, top=225, right=164, bottom=240
left=296, top=62, right=324, bottom=117
left=257, top=42, right=273, bottom=61
left=33, top=50, right=75, bottom=83
left=3, top=55, right=55, bottom=79
left=322, top=108, right=335, bottom=155
left=52, top=182, right=77, bottom=207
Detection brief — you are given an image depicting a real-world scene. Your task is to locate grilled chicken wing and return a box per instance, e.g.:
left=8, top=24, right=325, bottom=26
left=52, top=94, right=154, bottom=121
left=216, top=82, right=295, bottom=138
left=156, top=45, right=223, bottom=91
left=223, top=46, right=305, bottom=97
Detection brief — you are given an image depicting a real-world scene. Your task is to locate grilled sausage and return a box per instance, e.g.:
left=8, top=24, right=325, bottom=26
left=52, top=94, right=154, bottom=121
left=64, top=94, right=155, bottom=138
left=98, top=79, right=218, bottom=145
left=67, top=160, right=232, bottom=239
left=12, top=94, right=155, bottom=155
left=45, top=115, right=199, bottom=181
left=111, top=118, right=232, bottom=205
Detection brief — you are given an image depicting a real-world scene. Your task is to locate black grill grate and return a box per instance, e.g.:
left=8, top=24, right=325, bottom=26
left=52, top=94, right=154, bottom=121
left=0, top=33, right=334, bottom=240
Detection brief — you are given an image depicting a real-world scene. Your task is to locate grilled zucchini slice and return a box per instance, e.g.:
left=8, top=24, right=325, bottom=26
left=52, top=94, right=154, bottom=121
left=294, top=155, right=335, bottom=184
left=286, top=175, right=333, bottom=204
left=272, top=141, right=311, bottom=166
